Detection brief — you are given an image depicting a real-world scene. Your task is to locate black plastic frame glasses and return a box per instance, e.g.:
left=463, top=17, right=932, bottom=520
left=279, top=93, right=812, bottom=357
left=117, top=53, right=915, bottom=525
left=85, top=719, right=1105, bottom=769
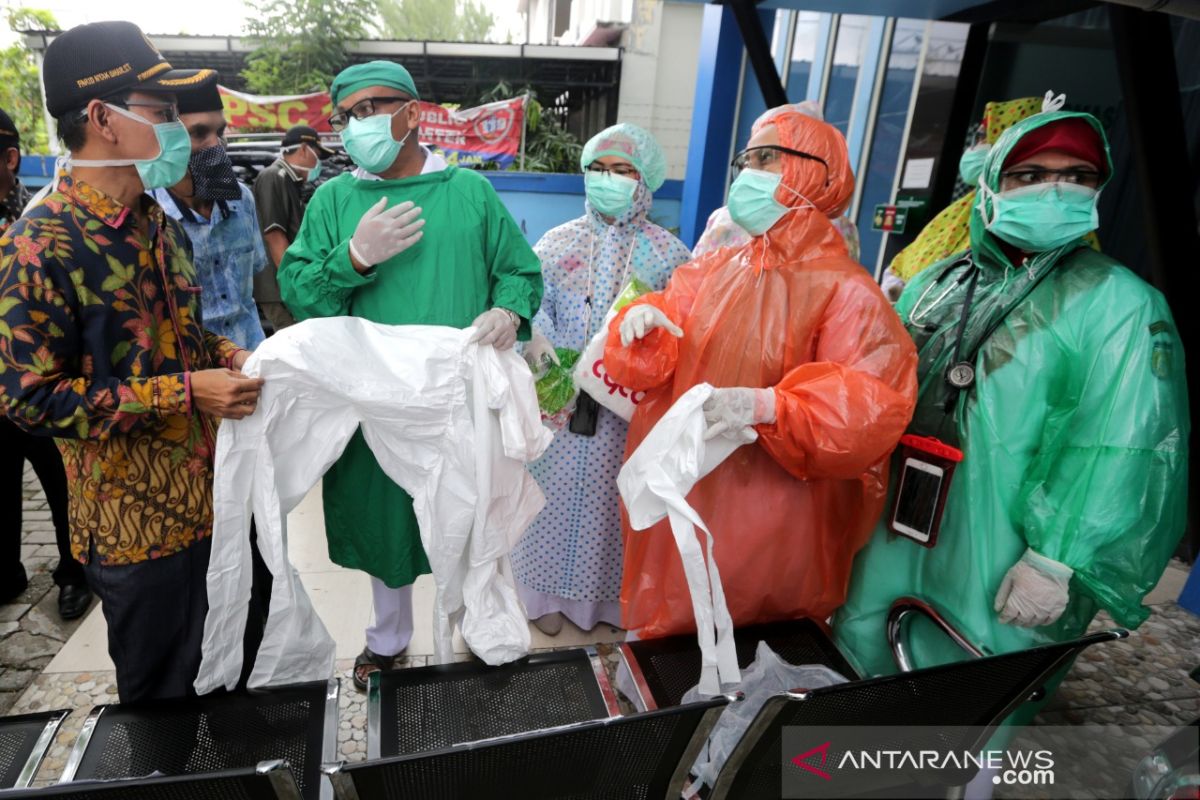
left=328, top=96, right=412, bottom=132
left=731, top=145, right=830, bottom=184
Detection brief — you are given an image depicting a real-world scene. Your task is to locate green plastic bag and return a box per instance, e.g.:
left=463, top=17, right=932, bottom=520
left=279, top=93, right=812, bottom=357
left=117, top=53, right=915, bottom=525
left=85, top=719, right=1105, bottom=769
left=535, top=348, right=581, bottom=430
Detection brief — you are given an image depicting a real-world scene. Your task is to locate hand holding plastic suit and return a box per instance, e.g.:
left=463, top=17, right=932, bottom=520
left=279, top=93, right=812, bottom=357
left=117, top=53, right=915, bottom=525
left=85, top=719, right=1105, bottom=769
left=470, top=308, right=520, bottom=350
left=994, top=548, right=1072, bottom=627
left=349, top=197, right=425, bottom=270
left=702, top=387, right=776, bottom=441
left=619, top=303, right=683, bottom=347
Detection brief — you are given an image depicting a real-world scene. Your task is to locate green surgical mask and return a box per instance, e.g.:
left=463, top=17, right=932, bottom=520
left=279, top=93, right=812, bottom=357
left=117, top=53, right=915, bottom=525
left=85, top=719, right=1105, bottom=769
left=584, top=171, right=638, bottom=217
left=959, top=145, right=989, bottom=186
left=70, top=103, right=191, bottom=190
left=342, top=103, right=413, bottom=175
left=979, top=181, right=1099, bottom=253
left=727, top=168, right=812, bottom=236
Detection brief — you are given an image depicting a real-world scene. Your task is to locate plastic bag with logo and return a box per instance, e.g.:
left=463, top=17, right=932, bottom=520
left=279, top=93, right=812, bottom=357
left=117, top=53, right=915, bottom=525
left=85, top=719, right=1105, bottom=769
left=681, top=640, right=848, bottom=793
left=573, top=275, right=654, bottom=421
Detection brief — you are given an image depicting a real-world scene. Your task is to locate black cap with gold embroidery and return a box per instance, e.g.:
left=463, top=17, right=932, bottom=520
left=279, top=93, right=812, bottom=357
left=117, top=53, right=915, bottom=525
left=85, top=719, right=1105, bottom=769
left=42, top=20, right=217, bottom=118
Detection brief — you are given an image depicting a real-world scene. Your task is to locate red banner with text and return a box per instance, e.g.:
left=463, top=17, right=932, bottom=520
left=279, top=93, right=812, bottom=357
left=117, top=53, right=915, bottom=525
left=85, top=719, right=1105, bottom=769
left=219, top=86, right=526, bottom=169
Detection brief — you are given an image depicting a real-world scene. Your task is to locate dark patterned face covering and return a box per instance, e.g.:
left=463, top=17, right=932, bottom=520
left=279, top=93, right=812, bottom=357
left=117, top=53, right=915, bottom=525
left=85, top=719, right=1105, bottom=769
left=188, top=144, right=240, bottom=201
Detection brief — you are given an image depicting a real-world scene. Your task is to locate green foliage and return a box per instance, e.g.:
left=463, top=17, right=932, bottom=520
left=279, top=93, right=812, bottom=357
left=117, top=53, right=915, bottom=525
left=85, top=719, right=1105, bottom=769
left=241, top=0, right=377, bottom=94
left=478, top=81, right=582, bottom=174
left=0, top=5, right=57, bottom=154
left=380, top=0, right=494, bottom=43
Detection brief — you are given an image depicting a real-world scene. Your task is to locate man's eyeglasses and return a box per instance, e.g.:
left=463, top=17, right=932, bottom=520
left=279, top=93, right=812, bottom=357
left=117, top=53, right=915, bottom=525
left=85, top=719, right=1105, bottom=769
left=328, top=96, right=411, bottom=132
left=585, top=163, right=640, bottom=179
left=1000, top=167, right=1103, bottom=189
left=731, top=145, right=830, bottom=183
left=100, top=99, right=180, bottom=123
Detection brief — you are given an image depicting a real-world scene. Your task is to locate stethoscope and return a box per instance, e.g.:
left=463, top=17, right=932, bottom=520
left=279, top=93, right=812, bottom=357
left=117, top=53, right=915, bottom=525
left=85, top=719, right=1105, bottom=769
left=908, top=255, right=981, bottom=392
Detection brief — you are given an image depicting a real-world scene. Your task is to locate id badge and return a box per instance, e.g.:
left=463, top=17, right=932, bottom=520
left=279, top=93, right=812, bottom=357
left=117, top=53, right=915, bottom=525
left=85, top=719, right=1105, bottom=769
left=888, top=436, right=963, bottom=548
left=569, top=390, right=600, bottom=436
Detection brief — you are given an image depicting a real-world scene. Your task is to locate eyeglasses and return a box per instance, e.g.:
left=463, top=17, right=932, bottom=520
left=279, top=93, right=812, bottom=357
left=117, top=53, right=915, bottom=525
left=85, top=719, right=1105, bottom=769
left=328, top=96, right=411, bottom=132
left=585, top=163, right=640, bottom=179
left=106, top=99, right=180, bottom=123
left=1000, top=167, right=1102, bottom=189
left=731, top=145, right=830, bottom=184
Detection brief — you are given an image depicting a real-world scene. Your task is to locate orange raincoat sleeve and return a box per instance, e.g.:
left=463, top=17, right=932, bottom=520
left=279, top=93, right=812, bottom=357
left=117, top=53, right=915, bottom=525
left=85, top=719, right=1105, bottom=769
left=757, top=273, right=918, bottom=481
left=602, top=257, right=711, bottom=391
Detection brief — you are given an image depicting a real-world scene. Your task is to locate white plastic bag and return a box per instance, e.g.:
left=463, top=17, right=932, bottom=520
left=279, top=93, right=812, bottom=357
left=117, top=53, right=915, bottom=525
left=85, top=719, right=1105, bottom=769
left=573, top=276, right=654, bottom=421
left=682, top=641, right=848, bottom=791
left=618, top=383, right=752, bottom=695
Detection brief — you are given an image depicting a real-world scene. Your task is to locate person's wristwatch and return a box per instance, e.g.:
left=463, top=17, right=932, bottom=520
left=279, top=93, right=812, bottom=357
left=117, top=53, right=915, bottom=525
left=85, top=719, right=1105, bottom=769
left=499, top=307, right=520, bottom=328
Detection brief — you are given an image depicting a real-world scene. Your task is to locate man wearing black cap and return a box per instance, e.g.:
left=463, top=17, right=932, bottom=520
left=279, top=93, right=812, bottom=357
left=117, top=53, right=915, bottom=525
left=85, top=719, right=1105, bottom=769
left=0, top=21, right=265, bottom=702
left=252, top=125, right=334, bottom=332
left=0, top=106, right=94, bottom=621
left=151, top=79, right=267, bottom=351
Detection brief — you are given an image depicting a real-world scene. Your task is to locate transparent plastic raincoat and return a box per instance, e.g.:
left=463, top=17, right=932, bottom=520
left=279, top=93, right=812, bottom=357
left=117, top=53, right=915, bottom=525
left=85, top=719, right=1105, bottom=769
left=603, top=108, right=918, bottom=639
left=834, top=111, right=1190, bottom=690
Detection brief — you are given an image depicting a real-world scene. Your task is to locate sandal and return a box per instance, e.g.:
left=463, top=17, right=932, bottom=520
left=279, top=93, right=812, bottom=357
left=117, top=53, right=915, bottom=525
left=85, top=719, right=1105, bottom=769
left=353, top=646, right=397, bottom=691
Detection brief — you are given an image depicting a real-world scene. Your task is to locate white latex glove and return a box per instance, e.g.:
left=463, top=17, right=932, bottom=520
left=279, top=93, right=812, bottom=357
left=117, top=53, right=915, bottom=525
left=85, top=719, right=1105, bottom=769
left=523, top=331, right=559, bottom=372
left=469, top=307, right=520, bottom=350
left=619, top=304, right=683, bottom=347
left=348, top=197, right=425, bottom=269
left=702, top=387, right=777, bottom=441
left=993, top=548, right=1073, bottom=628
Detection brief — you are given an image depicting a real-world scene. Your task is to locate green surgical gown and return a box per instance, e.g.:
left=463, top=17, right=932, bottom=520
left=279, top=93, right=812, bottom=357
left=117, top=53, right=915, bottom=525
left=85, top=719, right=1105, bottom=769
left=277, top=166, right=543, bottom=587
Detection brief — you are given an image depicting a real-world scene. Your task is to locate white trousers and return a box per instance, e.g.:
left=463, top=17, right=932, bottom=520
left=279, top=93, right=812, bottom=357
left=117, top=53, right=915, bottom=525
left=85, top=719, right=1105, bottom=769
left=366, top=578, right=414, bottom=656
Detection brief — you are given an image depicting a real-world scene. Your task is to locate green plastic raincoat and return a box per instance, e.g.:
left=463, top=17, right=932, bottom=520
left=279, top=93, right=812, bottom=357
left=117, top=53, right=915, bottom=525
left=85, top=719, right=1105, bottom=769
left=277, top=165, right=542, bottom=587
left=834, top=112, right=1189, bottom=697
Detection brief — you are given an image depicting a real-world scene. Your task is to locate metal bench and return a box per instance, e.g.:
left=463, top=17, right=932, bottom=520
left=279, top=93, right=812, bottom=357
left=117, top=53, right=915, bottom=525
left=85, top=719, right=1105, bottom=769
left=0, top=759, right=302, bottom=798
left=324, top=696, right=732, bottom=800
left=0, top=710, right=69, bottom=790
left=57, top=680, right=338, bottom=800
left=367, top=645, right=620, bottom=758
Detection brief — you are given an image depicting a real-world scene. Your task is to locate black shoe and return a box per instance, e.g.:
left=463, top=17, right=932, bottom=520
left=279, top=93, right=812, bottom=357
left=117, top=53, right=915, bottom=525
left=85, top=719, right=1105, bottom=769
left=58, top=583, right=93, bottom=620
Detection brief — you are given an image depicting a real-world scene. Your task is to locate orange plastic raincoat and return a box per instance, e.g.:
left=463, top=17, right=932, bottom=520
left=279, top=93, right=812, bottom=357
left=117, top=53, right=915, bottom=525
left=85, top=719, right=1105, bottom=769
left=604, top=108, right=918, bottom=639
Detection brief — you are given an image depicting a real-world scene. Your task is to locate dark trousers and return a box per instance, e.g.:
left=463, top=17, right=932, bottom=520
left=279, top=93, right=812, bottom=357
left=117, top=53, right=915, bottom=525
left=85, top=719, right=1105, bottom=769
left=84, top=525, right=271, bottom=703
left=85, top=536, right=212, bottom=703
left=1, top=418, right=85, bottom=596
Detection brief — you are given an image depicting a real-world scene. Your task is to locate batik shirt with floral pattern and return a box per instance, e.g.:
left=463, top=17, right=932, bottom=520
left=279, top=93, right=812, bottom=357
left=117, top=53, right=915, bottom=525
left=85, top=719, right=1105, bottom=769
left=0, top=176, right=244, bottom=565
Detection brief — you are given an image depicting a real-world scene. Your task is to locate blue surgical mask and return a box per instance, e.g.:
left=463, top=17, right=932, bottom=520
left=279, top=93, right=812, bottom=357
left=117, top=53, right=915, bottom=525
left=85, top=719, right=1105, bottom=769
left=727, top=168, right=811, bottom=236
left=341, top=102, right=414, bottom=175
left=978, top=181, right=1100, bottom=253
left=305, top=159, right=322, bottom=183
left=959, top=144, right=990, bottom=186
left=70, top=103, right=192, bottom=190
left=584, top=171, right=638, bottom=217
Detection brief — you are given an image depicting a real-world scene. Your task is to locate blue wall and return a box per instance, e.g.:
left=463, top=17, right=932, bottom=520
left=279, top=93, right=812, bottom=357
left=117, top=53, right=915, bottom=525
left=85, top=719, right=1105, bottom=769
left=17, top=157, right=683, bottom=247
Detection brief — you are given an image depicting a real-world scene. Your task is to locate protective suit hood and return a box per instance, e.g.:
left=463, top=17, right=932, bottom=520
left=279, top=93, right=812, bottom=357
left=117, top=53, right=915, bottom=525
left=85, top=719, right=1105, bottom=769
left=971, top=110, right=1111, bottom=269
left=742, top=107, right=855, bottom=269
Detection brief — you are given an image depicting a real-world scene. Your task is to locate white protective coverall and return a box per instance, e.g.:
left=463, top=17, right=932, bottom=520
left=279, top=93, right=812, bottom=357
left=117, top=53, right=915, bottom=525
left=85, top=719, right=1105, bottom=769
left=195, top=318, right=552, bottom=693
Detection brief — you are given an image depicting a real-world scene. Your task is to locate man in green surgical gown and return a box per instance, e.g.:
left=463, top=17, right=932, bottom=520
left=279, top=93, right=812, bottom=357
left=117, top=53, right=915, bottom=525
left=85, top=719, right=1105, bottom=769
left=278, top=60, right=542, bottom=690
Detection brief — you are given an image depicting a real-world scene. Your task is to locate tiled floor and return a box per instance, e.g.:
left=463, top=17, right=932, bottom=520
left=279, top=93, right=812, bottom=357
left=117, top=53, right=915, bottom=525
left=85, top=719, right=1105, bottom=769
left=5, top=476, right=1198, bottom=793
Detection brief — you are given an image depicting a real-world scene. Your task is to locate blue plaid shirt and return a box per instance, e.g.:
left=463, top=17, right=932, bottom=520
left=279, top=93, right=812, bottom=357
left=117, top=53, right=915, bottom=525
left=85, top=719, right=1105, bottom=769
left=152, top=183, right=267, bottom=350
